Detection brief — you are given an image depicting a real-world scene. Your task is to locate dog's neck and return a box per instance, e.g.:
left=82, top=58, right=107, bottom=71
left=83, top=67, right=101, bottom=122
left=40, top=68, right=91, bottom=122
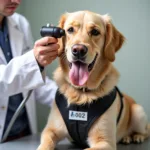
left=78, top=87, right=91, bottom=92
left=75, top=75, right=108, bottom=93
left=53, top=64, right=120, bottom=105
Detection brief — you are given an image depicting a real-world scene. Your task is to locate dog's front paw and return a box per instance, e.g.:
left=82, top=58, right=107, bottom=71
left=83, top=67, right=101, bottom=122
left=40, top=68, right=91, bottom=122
left=84, top=148, right=113, bottom=150
left=36, top=144, right=54, bottom=150
left=121, top=136, right=132, bottom=144
left=133, top=134, right=145, bottom=143
left=84, top=148, right=99, bottom=150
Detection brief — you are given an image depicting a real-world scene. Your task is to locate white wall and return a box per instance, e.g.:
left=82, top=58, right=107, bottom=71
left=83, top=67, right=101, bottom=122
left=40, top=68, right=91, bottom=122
left=18, top=0, right=150, bottom=131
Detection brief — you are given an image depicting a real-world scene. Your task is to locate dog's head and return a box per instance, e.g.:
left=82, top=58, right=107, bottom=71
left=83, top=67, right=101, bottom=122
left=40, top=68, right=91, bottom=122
left=57, top=11, right=125, bottom=89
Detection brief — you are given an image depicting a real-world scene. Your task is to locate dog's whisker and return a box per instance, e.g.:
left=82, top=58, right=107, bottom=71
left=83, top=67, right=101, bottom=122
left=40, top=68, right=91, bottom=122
left=60, top=53, right=67, bottom=61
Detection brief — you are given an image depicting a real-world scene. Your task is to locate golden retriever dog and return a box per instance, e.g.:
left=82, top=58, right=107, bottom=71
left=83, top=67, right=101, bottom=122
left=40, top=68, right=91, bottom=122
left=37, top=10, right=150, bottom=150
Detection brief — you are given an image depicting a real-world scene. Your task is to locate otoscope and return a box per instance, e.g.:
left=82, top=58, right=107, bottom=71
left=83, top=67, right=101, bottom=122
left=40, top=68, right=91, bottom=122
left=1, top=24, right=65, bottom=143
left=40, top=24, right=65, bottom=38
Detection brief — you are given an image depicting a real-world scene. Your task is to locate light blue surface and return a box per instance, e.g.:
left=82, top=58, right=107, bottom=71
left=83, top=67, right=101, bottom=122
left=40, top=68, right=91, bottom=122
left=0, top=134, right=150, bottom=150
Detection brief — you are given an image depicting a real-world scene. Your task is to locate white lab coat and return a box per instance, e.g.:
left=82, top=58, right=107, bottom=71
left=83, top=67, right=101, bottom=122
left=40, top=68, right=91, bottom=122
left=0, top=13, right=57, bottom=141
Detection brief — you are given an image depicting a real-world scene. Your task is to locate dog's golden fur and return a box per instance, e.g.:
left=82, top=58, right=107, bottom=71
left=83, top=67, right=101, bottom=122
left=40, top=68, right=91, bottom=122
left=37, top=11, right=150, bottom=150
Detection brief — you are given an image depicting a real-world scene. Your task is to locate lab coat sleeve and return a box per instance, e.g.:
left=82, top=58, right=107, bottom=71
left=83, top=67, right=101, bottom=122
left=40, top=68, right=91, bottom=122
left=0, top=50, right=45, bottom=96
left=34, top=77, right=58, bottom=107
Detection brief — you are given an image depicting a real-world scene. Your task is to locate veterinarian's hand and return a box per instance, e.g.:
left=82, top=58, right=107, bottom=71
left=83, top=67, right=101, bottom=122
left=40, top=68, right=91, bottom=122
left=33, top=37, right=60, bottom=67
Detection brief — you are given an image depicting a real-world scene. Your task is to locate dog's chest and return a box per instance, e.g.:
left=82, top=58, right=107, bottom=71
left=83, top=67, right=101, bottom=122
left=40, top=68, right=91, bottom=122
left=55, top=88, right=117, bottom=148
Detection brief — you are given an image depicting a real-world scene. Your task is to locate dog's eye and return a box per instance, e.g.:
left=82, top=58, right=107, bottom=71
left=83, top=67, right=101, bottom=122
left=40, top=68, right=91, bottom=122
left=67, top=27, right=74, bottom=33
left=90, top=29, right=100, bottom=36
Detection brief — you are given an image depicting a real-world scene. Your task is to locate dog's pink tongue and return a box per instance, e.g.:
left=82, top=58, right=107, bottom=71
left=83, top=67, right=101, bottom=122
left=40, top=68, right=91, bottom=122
left=69, top=62, right=89, bottom=86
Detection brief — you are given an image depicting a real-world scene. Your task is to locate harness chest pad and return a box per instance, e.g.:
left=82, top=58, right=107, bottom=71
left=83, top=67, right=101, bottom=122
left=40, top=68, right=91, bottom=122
left=55, top=88, right=117, bottom=148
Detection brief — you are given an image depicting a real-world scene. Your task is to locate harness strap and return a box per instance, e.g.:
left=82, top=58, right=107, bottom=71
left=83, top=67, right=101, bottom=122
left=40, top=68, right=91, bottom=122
left=116, top=87, right=124, bottom=124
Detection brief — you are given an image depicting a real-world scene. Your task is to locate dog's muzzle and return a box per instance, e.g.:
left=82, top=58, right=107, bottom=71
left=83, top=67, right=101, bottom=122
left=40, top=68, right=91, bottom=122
left=69, top=44, right=97, bottom=86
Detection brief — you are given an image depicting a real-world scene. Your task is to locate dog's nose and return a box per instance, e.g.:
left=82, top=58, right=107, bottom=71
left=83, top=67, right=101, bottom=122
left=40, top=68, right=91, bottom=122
left=71, top=44, right=88, bottom=58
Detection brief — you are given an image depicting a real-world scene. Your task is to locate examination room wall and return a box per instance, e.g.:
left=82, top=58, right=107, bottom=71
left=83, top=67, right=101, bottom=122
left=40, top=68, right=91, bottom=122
left=17, top=0, right=150, bottom=132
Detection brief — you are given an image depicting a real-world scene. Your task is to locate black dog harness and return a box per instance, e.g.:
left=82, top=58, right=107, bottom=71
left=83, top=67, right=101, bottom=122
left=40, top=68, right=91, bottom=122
left=55, top=87, right=123, bottom=148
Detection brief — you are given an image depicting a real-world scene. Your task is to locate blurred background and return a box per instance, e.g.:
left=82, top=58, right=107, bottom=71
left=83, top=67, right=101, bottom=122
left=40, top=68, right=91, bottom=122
left=17, top=0, right=150, bottom=132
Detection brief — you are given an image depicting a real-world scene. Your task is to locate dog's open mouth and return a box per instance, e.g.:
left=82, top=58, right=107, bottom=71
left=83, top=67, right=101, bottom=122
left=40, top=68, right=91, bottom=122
left=69, top=54, right=98, bottom=86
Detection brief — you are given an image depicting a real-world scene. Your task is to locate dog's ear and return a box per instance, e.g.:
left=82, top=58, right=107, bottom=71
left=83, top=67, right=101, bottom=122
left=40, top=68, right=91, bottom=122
left=103, top=15, right=125, bottom=62
left=58, top=13, right=68, bottom=56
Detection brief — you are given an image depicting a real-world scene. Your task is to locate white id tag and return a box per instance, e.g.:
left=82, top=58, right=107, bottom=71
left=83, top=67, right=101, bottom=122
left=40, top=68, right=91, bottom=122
left=69, top=110, right=88, bottom=121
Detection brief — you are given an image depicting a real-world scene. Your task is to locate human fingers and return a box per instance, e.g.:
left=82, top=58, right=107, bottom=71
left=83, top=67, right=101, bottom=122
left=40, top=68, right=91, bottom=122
left=38, top=43, right=60, bottom=55
left=34, top=36, right=58, bottom=47
left=37, top=53, right=58, bottom=66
